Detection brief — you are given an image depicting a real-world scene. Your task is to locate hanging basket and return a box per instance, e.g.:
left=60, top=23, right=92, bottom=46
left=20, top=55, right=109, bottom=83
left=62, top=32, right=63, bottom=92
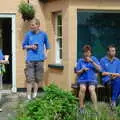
left=18, top=1, right=35, bottom=21
left=39, top=0, right=48, bottom=3
left=22, top=13, right=34, bottom=21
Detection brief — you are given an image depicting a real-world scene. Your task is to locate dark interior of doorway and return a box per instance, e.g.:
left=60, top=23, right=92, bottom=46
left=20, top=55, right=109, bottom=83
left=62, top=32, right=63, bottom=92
left=0, top=18, right=12, bottom=89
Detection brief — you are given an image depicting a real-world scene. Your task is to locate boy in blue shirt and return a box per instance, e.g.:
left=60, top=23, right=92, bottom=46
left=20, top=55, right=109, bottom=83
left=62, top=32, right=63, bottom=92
left=75, top=45, right=101, bottom=113
left=22, top=18, right=50, bottom=100
left=100, top=45, right=120, bottom=108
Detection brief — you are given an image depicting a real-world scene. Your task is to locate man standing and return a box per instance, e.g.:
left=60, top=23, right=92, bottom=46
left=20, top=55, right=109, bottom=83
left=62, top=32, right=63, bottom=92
left=22, top=18, right=50, bottom=100
left=100, top=45, right=120, bottom=108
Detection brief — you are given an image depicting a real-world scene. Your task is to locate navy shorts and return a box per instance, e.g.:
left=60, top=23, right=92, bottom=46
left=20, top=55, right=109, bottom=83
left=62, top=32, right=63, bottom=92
left=78, top=81, right=97, bottom=86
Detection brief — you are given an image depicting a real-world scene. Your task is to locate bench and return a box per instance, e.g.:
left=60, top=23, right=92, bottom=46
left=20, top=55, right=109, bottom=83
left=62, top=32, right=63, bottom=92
left=71, top=83, right=111, bottom=102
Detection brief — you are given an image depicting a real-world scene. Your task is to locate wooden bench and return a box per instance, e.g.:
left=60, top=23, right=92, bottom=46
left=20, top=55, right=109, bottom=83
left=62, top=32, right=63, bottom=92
left=71, top=83, right=111, bottom=102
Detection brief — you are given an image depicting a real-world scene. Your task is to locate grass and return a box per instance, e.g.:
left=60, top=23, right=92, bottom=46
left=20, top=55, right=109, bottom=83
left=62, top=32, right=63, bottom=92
left=77, top=102, right=120, bottom=120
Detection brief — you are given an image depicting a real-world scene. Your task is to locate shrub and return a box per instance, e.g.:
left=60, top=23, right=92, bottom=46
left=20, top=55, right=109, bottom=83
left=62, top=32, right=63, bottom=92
left=16, top=84, right=78, bottom=120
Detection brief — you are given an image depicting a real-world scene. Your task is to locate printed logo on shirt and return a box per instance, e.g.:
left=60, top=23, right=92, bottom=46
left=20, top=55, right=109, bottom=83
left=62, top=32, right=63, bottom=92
left=82, top=65, right=86, bottom=68
left=30, top=37, right=33, bottom=41
left=105, top=63, right=109, bottom=67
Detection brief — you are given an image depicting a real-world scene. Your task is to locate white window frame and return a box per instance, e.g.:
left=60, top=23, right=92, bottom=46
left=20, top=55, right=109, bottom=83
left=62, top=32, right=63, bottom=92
left=0, top=14, right=16, bottom=93
left=55, top=13, right=63, bottom=64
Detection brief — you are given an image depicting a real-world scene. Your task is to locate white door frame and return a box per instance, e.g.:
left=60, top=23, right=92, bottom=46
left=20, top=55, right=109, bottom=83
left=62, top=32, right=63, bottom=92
left=0, top=14, right=16, bottom=92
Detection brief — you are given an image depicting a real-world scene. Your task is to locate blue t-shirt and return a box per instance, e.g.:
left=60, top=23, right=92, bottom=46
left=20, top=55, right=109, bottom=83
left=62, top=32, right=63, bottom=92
left=0, top=50, right=4, bottom=60
left=22, top=31, right=51, bottom=62
left=75, top=56, right=100, bottom=84
left=100, top=56, right=120, bottom=84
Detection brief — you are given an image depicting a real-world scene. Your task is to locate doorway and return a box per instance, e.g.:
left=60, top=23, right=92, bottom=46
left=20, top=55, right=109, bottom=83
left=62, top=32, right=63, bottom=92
left=0, top=14, right=16, bottom=92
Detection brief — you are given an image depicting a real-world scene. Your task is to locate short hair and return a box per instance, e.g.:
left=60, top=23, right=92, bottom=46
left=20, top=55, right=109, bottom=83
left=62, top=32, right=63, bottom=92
left=107, top=45, right=116, bottom=51
left=31, top=18, right=40, bottom=26
left=83, top=45, right=92, bottom=52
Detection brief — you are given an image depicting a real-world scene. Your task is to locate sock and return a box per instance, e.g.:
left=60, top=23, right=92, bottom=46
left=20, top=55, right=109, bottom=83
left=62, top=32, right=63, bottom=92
left=27, top=95, right=31, bottom=100
left=33, top=92, right=37, bottom=98
left=0, top=108, right=2, bottom=112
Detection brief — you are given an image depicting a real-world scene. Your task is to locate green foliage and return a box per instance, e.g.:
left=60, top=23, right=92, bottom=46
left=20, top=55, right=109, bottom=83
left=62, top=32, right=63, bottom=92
left=15, top=84, right=120, bottom=120
left=16, top=84, right=78, bottom=120
left=116, top=105, right=120, bottom=117
left=18, top=1, right=35, bottom=21
left=77, top=102, right=120, bottom=120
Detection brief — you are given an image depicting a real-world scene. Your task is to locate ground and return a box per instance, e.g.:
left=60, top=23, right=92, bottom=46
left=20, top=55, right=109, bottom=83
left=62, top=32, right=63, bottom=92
left=0, top=92, right=26, bottom=120
left=0, top=92, right=45, bottom=120
left=0, top=92, right=119, bottom=120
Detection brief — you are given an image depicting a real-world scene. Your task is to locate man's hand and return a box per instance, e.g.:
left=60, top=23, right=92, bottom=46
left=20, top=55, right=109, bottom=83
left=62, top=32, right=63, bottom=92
left=30, top=45, right=38, bottom=50
left=26, top=45, right=37, bottom=50
left=76, top=67, right=89, bottom=75
left=82, top=67, right=89, bottom=72
left=0, top=60, right=9, bottom=64
left=86, top=57, right=93, bottom=63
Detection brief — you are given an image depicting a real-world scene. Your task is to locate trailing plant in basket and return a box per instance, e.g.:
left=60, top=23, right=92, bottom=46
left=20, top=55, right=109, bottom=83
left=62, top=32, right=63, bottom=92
left=18, top=1, right=35, bottom=21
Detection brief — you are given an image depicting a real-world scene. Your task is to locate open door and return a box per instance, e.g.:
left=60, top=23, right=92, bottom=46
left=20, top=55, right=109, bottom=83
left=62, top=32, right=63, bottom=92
left=0, top=18, right=12, bottom=90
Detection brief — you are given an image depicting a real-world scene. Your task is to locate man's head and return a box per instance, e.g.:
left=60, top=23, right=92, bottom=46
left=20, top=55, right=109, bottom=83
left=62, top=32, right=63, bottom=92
left=107, top=45, right=116, bottom=58
left=83, top=45, right=92, bottom=58
left=30, top=18, right=40, bottom=33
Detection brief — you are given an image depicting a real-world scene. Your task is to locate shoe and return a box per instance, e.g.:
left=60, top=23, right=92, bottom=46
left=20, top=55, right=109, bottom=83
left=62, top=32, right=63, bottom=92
left=33, top=93, right=37, bottom=98
left=110, top=102, right=116, bottom=111
left=0, top=108, right=2, bottom=112
left=79, top=108, right=85, bottom=114
left=27, top=95, right=32, bottom=100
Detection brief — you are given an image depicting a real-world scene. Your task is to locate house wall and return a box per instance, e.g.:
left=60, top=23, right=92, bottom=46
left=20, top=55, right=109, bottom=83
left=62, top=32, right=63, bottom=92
left=0, top=0, right=120, bottom=90
left=44, top=0, right=120, bottom=91
left=0, top=0, right=46, bottom=88
left=44, top=0, right=73, bottom=90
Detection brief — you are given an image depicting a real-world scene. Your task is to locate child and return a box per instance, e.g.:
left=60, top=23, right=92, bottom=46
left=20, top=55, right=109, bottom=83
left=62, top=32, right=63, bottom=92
left=0, top=50, right=9, bottom=112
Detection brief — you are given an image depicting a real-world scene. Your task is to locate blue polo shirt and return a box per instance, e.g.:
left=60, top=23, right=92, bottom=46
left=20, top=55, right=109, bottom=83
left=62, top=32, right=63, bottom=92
left=0, top=50, right=4, bottom=60
left=100, top=56, right=120, bottom=84
left=75, top=56, right=100, bottom=84
left=22, top=31, right=50, bottom=62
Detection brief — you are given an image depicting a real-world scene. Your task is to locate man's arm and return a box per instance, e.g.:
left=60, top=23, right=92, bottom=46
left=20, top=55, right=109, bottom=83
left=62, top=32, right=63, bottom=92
left=100, top=59, right=111, bottom=76
left=91, top=60, right=101, bottom=71
left=75, top=59, right=89, bottom=75
left=87, top=57, right=101, bottom=71
left=44, top=48, right=50, bottom=59
left=102, top=72, right=112, bottom=76
left=44, top=33, right=51, bottom=59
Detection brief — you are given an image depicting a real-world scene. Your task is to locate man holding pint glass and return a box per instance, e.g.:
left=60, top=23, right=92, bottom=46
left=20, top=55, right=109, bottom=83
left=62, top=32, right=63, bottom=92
left=22, top=18, right=50, bottom=100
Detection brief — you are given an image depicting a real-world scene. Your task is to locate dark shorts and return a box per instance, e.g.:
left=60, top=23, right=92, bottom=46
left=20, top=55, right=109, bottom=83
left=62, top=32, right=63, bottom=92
left=24, top=61, right=44, bottom=83
left=78, top=81, right=97, bottom=86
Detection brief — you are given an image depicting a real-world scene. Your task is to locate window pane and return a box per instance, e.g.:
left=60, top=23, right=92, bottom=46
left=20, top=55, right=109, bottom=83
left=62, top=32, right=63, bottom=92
left=57, top=38, right=62, bottom=48
left=60, top=38, right=62, bottom=48
left=57, top=15, right=62, bottom=25
left=77, top=11, right=120, bottom=60
left=60, top=49, right=62, bottom=59
left=57, top=26, right=62, bottom=36
left=55, top=13, right=62, bottom=63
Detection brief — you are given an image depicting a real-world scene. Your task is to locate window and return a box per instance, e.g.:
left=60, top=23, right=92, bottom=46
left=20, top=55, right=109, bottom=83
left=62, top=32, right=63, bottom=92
left=55, top=13, right=62, bottom=64
left=77, top=11, right=120, bottom=60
